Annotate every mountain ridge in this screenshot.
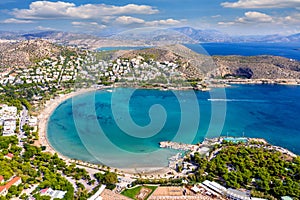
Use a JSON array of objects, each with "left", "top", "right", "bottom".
[{"left": 1, "top": 27, "right": 300, "bottom": 48}]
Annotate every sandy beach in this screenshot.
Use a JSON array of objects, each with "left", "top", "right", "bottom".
[{"left": 37, "top": 87, "right": 97, "bottom": 159}]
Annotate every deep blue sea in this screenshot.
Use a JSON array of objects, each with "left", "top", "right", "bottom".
[
  {"left": 185, "top": 43, "right": 300, "bottom": 60},
  {"left": 47, "top": 85, "right": 300, "bottom": 169}
]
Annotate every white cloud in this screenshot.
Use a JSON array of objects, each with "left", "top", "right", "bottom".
[
  {"left": 219, "top": 11, "right": 273, "bottom": 25},
  {"left": 237, "top": 11, "right": 273, "bottom": 23},
  {"left": 283, "top": 13, "right": 300, "bottom": 23},
  {"left": 145, "top": 18, "right": 182, "bottom": 26},
  {"left": 35, "top": 26, "right": 56, "bottom": 31},
  {"left": 115, "top": 16, "right": 181, "bottom": 26},
  {"left": 13, "top": 1, "right": 75, "bottom": 19},
  {"left": 72, "top": 21, "right": 106, "bottom": 30},
  {"left": 116, "top": 16, "right": 145, "bottom": 24},
  {"left": 218, "top": 21, "right": 235, "bottom": 26},
  {"left": 218, "top": 11, "right": 300, "bottom": 27},
  {"left": 1, "top": 18, "right": 33, "bottom": 24},
  {"left": 221, "top": 0, "right": 300, "bottom": 8},
  {"left": 12, "top": 1, "right": 159, "bottom": 19}
]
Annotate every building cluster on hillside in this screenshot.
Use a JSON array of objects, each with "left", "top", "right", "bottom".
[
  {"left": 0, "top": 54, "right": 83, "bottom": 98},
  {"left": 0, "top": 104, "right": 17, "bottom": 136},
  {"left": 18, "top": 55, "right": 81, "bottom": 85},
  {"left": 82, "top": 54, "right": 183, "bottom": 84},
  {"left": 0, "top": 51, "right": 186, "bottom": 104}
]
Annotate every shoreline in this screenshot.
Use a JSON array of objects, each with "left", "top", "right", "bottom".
[
  {"left": 37, "top": 86, "right": 172, "bottom": 176},
  {"left": 209, "top": 78, "right": 300, "bottom": 86},
  {"left": 37, "top": 87, "right": 97, "bottom": 161},
  {"left": 37, "top": 83, "right": 299, "bottom": 176}
]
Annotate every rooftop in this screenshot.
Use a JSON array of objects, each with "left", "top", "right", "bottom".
[
  {"left": 0, "top": 176, "right": 21, "bottom": 195},
  {"left": 227, "top": 188, "right": 250, "bottom": 200},
  {"left": 281, "top": 196, "right": 294, "bottom": 200}
]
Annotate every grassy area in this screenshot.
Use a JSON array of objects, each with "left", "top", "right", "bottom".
[{"left": 121, "top": 185, "right": 157, "bottom": 200}]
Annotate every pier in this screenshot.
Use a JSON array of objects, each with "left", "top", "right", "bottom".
[{"left": 159, "top": 141, "right": 199, "bottom": 151}]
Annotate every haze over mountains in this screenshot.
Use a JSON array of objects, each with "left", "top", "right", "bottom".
[{"left": 1, "top": 27, "right": 300, "bottom": 49}]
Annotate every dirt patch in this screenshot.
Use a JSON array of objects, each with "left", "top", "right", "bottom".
[{"left": 136, "top": 187, "right": 152, "bottom": 200}]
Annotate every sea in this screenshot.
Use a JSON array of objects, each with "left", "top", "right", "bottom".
[
  {"left": 185, "top": 43, "right": 300, "bottom": 60},
  {"left": 47, "top": 43, "right": 300, "bottom": 169}
]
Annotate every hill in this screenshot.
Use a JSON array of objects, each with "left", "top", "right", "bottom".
[
  {"left": 119, "top": 44, "right": 300, "bottom": 80},
  {"left": 0, "top": 40, "right": 63, "bottom": 70},
  {"left": 212, "top": 55, "right": 300, "bottom": 79},
  {"left": 119, "top": 44, "right": 217, "bottom": 79},
  {"left": 172, "top": 27, "right": 232, "bottom": 42}
]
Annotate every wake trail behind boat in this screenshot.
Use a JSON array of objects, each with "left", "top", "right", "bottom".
[{"left": 208, "top": 99, "right": 268, "bottom": 103}]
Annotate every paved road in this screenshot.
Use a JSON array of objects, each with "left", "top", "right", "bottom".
[{"left": 18, "top": 105, "right": 28, "bottom": 148}]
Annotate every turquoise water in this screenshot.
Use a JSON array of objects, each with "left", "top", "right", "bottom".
[{"left": 47, "top": 85, "right": 300, "bottom": 169}]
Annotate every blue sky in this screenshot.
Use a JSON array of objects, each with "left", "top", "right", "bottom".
[{"left": 0, "top": 0, "right": 300, "bottom": 35}]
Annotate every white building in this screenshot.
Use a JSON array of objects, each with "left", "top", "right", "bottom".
[
  {"left": 28, "top": 117, "right": 38, "bottom": 127},
  {"left": 3, "top": 120, "right": 16, "bottom": 136},
  {"left": 40, "top": 188, "right": 67, "bottom": 199}
]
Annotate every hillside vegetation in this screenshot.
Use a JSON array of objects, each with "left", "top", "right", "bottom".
[
  {"left": 1, "top": 40, "right": 300, "bottom": 81},
  {"left": 0, "top": 40, "right": 75, "bottom": 70},
  {"left": 119, "top": 44, "right": 300, "bottom": 80}
]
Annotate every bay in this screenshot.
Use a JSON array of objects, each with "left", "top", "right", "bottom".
[{"left": 47, "top": 85, "right": 300, "bottom": 169}]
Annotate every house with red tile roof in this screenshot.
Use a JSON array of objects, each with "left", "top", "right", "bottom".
[
  {"left": 4, "top": 153, "right": 14, "bottom": 159},
  {"left": 0, "top": 176, "right": 22, "bottom": 196}
]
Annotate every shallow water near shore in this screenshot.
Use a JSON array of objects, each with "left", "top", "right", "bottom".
[{"left": 47, "top": 84, "right": 300, "bottom": 169}]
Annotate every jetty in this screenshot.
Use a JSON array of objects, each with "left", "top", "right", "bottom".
[{"left": 159, "top": 141, "right": 199, "bottom": 151}]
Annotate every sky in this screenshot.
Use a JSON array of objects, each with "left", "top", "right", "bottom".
[{"left": 0, "top": 0, "right": 300, "bottom": 35}]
